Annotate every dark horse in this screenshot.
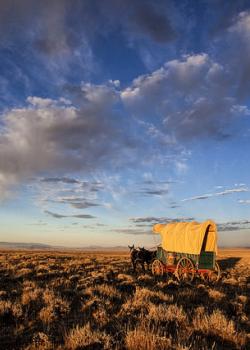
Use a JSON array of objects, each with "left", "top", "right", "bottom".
[
  {"left": 138, "top": 247, "right": 156, "bottom": 271},
  {"left": 128, "top": 245, "right": 156, "bottom": 272},
  {"left": 128, "top": 244, "right": 139, "bottom": 271}
]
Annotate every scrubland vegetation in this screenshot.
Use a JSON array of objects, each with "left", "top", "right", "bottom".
[{"left": 0, "top": 249, "right": 249, "bottom": 349}]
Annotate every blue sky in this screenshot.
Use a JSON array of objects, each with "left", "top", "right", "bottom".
[{"left": 1, "top": 0, "right": 250, "bottom": 247}]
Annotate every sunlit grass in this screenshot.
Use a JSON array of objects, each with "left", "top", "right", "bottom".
[{"left": 0, "top": 250, "right": 249, "bottom": 349}]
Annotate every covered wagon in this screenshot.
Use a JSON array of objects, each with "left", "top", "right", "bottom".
[{"left": 152, "top": 220, "right": 220, "bottom": 282}]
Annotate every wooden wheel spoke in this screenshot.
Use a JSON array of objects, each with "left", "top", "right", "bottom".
[
  {"left": 152, "top": 259, "right": 164, "bottom": 276},
  {"left": 176, "top": 257, "right": 195, "bottom": 282}
]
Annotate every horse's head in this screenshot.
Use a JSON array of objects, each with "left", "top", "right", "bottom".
[{"left": 128, "top": 244, "right": 135, "bottom": 251}]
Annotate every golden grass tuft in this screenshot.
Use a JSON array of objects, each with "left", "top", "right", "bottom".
[
  {"left": 125, "top": 327, "right": 171, "bottom": 350},
  {"left": 148, "top": 303, "right": 187, "bottom": 324},
  {"left": 193, "top": 308, "right": 245, "bottom": 347},
  {"left": 0, "top": 300, "right": 12, "bottom": 316},
  {"left": 65, "top": 323, "right": 111, "bottom": 349},
  {"left": 39, "top": 296, "right": 70, "bottom": 324},
  {"left": 207, "top": 288, "right": 225, "bottom": 301}
]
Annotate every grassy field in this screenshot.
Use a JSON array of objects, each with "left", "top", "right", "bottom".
[{"left": 0, "top": 249, "right": 249, "bottom": 349}]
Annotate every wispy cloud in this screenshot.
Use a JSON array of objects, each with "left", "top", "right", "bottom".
[
  {"left": 112, "top": 228, "right": 151, "bottom": 235},
  {"left": 33, "top": 177, "right": 103, "bottom": 216},
  {"left": 238, "top": 199, "right": 250, "bottom": 204},
  {"left": 136, "top": 179, "right": 170, "bottom": 197},
  {"left": 142, "top": 179, "right": 176, "bottom": 185},
  {"left": 27, "top": 221, "right": 48, "bottom": 226},
  {"left": 40, "top": 177, "right": 80, "bottom": 184},
  {"left": 69, "top": 201, "right": 99, "bottom": 209},
  {"left": 44, "top": 210, "right": 95, "bottom": 219},
  {"left": 218, "top": 220, "right": 250, "bottom": 231},
  {"left": 138, "top": 189, "right": 169, "bottom": 196},
  {"left": 73, "top": 214, "right": 95, "bottom": 219},
  {"left": 44, "top": 211, "right": 66, "bottom": 219},
  {"left": 169, "top": 202, "right": 180, "bottom": 209},
  {"left": 40, "top": 177, "right": 104, "bottom": 192},
  {"left": 182, "top": 188, "right": 248, "bottom": 202},
  {"left": 51, "top": 196, "right": 100, "bottom": 209},
  {"left": 130, "top": 216, "right": 194, "bottom": 224}
]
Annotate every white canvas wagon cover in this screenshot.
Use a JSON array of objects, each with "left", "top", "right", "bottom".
[{"left": 153, "top": 220, "right": 218, "bottom": 255}]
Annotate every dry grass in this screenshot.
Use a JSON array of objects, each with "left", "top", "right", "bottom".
[{"left": 0, "top": 249, "right": 249, "bottom": 349}]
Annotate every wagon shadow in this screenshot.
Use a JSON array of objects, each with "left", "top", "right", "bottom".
[{"left": 218, "top": 257, "right": 241, "bottom": 269}]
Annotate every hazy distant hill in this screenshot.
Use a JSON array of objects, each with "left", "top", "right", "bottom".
[
  {"left": 0, "top": 242, "right": 129, "bottom": 251},
  {"left": 0, "top": 242, "right": 53, "bottom": 250},
  {"left": 79, "top": 245, "right": 129, "bottom": 251}
]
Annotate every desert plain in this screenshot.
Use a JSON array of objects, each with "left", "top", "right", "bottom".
[{"left": 0, "top": 248, "right": 249, "bottom": 350}]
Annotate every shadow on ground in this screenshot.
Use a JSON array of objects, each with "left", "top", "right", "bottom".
[{"left": 218, "top": 257, "right": 241, "bottom": 269}]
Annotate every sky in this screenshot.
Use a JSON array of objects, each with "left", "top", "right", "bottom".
[{"left": 0, "top": 0, "right": 250, "bottom": 248}]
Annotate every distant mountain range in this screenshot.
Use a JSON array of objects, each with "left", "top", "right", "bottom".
[
  {"left": 0, "top": 242, "right": 53, "bottom": 250},
  {"left": 0, "top": 242, "right": 129, "bottom": 251}
]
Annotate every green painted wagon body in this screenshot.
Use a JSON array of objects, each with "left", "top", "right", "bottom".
[{"left": 156, "top": 247, "right": 216, "bottom": 270}]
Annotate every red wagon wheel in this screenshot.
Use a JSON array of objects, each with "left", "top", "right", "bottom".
[
  {"left": 151, "top": 259, "right": 164, "bottom": 276},
  {"left": 208, "top": 262, "right": 221, "bottom": 283},
  {"left": 175, "top": 257, "right": 195, "bottom": 282}
]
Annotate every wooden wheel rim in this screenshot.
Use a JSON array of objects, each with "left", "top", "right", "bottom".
[
  {"left": 176, "top": 257, "right": 195, "bottom": 282},
  {"left": 152, "top": 259, "right": 164, "bottom": 276}
]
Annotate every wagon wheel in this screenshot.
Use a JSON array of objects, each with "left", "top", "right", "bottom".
[
  {"left": 208, "top": 262, "right": 221, "bottom": 283},
  {"left": 200, "top": 271, "right": 210, "bottom": 282},
  {"left": 151, "top": 259, "right": 164, "bottom": 276},
  {"left": 175, "top": 257, "right": 195, "bottom": 282}
]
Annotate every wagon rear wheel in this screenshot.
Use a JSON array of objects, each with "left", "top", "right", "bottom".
[
  {"left": 175, "top": 257, "right": 195, "bottom": 282},
  {"left": 209, "top": 262, "right": 221, "bottom": 283},
  {"left": 151, "top": 259, "right": 164, "bottom": 276}
]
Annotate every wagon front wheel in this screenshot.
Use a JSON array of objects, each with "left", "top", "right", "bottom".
[
  {"left": 209, "top": 262, "right": 221, "bottom": 283},
  {"left": 151, "top": 259, "right": 164, "bottom": 276},
  {"left": 175, "top": 257, "right": 195, "bottom": 282}
]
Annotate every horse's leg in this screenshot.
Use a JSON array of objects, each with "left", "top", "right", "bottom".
[
  {"left": 132, "top": 258, "right": 136, "bottom": 271},
  {"left": 141, "top": 260, "right": 145, "bottom": 272}
]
